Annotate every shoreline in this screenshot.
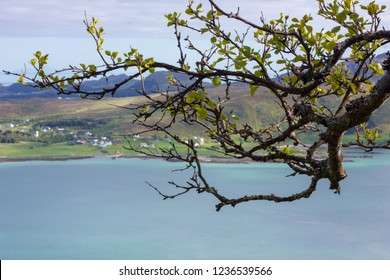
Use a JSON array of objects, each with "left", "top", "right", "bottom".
[
  {"left": 0, "top": 150, "right": 379, "bottom": 164},
  {"left": 0, "top": 154, "right": 252, "bottom": 164},
  {"left": 0, "top": 155, "right": 96, "bottom": 163}
]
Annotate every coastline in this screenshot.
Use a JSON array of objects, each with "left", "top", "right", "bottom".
[
  {"left": 0, "top": 153, "right": 255, "bottom": 164},
  {"left": 0, "top": 150, "right": 377, "bottom": 164},
  {"left": 0, "top": 155, "right": 96, "bottom": 163}
]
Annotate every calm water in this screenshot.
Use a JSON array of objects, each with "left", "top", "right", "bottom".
[{"left": 0, "top": 150, "right": 389, "bottom": 260}]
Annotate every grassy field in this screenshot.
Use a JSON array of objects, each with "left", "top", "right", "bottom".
[
  {"left": 0, "top": 135, "right": 387, "bottom": 160},
  {"left": 0, "top": 140, "right": 229, "bottom": 159},
  {"left": 1, "top": 85, "right": 389, "bottom": 160},
  {"left": 0, "top": 142, "right": 101, "bottom": 158}
]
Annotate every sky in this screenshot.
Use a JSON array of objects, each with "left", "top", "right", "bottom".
[{"left": 1, "top": 0, "right": 389, "bottom": 84}]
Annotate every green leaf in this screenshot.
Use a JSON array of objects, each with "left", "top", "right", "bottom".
[
  {"left": 17, "top": 76, "right": 26, "bottom": 85},
  {"left": 280, "top": 146, "right": 293, "bottom": 155},
  {"left": 331, "top": 3, "right": 340, "bottom": 14},
  {"left": 231, "top": 114, "right": 239, "bottom": 121},
  {"left": 212, "top": 77, "right": 221, "bottom": 86},
  {"left": 336, "top": 11, "right": 347, "bottom": 22},
  {"left": 34, "top": 51, "right": 42, "bottom": 59},
  {"left": 185, "top": 8, "right": 193, "bottom": 15},
  {"left": 241, "top": 46, "right": 252, "bottom": 58},
  {"left": 324, "top": 33, "right": 333, "bottom": 41},
  {"left": 324, "top": 41, "right": 336, "bottom": 52},
  {"left": 89, "top": 64, "right": 97, "bottom": 72},
  {"left": 366, "top": 2, "right": 379, "bottom": 14},
  {"left": 208, "top": 129, "right": 217, "bottom": 136},
  {"left": 197, "top": 107, "right": 208, "bottom": 119},
  {"left": 292, "top": 55, "right": 305, "bottom": 63},
  {"left": 97, "top": 38, "right": 104, "bottom": 50},
  {"left": 369, "top": 63, "right": 384, "bottom": 76},
  {"left": 40, "top": 54, "right": 49, "bottom": 65},
  {"left": 254, "top": 70, "right": 263, "bottom": 78},
  {"left": 200, "top": 28, "right": 209, "bottom": 34},
  {"left": 198, "top": 90, "right": 206, "bottom": 102},
  {"left": 331, "top": 26, "right": 341, "bottom": 33},
  {"left": 207, "top": 100, "right": 217, "bottom": 110},
  {"left": 166, "top": 75, "right": 174, "bottom": 83},
  {"left": 234, "top": 59, "right": 247, "bottom": 70},
  {"left": 249, "top": 84, "right": 259, "bottom": 96},
  {"left": 186, "top": 91, "right": 203, "bottom": 103},
  {"left": 207, "top": 10, "right": 215, "bottom": 20},
  {"left": 211, "top": 57, "right": 225, "bottom": 68},
  {"left": 290, "top": 75, "right": 298, "bottom": 84},
  {"left": 349, "top": 82, "right": 357, "bottom": 94}
]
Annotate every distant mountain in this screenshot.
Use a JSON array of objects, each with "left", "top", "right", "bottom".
[
  {"left": 0, "top": 71, "right": 208, "bottom": 99},
  {"left": 111, "top": 71, "right": 203, "bottom": 97},
  {"left": 1, "top": 52, "right": 388, "bottom": 99},
  {"left": 0, "top": 82, "right": 52, "bottom": 99},
  {"left": 345, "top": 52, "right": 388, "bottom": 80}
]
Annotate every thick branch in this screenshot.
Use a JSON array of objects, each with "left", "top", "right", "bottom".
[{"left": 214, "top": 176, "right": 321, "bottom": 211}]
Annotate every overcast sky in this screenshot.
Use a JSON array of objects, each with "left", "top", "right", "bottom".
[{"left": 1, "top": 0, "right": 389, "bottom": 83}]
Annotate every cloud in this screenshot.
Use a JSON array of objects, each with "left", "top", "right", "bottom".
[
  {"left": 0, "top": 0, "right": 181, "bottom": 37},
  {"left": 1, "top": 0, "right": 389, "bottom": 83},
  {"left": 1, "top": 0, "right": 389, "bottom": 38}
]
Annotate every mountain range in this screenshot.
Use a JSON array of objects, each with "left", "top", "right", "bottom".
[
  {"left": 0, "top": 71, "right": 203, "bottom": 99},
  {"left": 1, "top": 52, "right": 388, "bottom": 99}
]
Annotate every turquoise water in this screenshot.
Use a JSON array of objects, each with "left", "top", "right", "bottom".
[{"left": 0, "top": 150, "right": 389, "bottom": 260}]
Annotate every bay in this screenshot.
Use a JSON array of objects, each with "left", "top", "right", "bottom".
[{"left": 0, "top": 150, "right": 389, "bottom": 260}]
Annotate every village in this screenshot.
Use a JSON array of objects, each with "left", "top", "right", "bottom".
[
  {"left": 0, "top": 120, "right": 114, "bottom": 147},
  {"left": 0, "top": 120, "right": 208, "bottom": 152}
]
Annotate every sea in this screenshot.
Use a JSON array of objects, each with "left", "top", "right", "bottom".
[{"left": 0, "top": 149, "right": 389, "bottom": 260}]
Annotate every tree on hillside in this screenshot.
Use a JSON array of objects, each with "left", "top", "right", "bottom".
[{"left": 5, "top": 0, "right": 390, "bottom": 211}]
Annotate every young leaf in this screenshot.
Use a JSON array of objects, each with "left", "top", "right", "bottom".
[
  {"left": 212, "top": 77, "right": 221, "bottom": 86},
  {"left": 369, "top": 63, "right": 384, "bottom": 76},
  {"left": 197, "top": 107, "right": 208, "bottom": 119},
  {"left": 17, "top": 76, "right": 26, "bottom": 85},
  {"left": 280, "top": 146, "right": 293, "bottom": 155},
  {"left": 249, "top": 84, "right": 259, "bottom": 96},
  {"left": 89, "top": 64, "right": 97, "bottom": 72}
]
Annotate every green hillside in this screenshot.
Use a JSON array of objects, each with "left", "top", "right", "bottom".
[
  {"left": 0, "top": 85, "right": 389, "bottom": 159},
  {"left": 1, "top": 85, "right": 389, "bottom": 135}
]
